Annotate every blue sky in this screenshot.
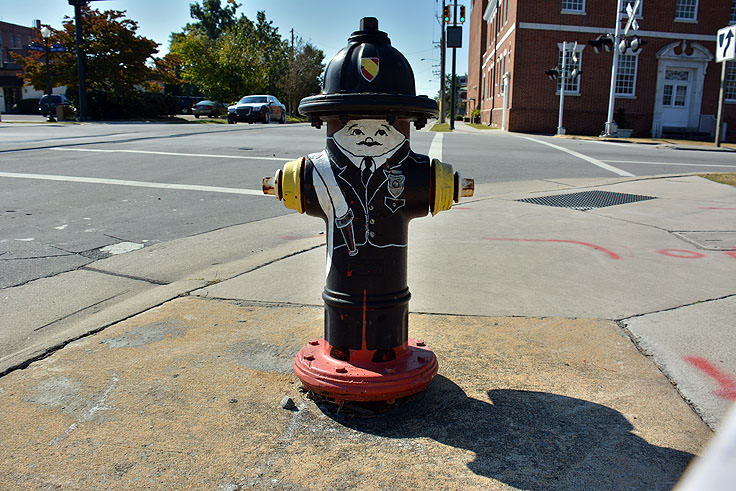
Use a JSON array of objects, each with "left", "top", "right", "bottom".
[{"left": 1, "top": 0, "right": 470, "bottom": 98}]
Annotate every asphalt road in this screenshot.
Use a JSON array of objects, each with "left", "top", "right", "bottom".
[{"left": 1, "top": 120, "right": 735, "bottom": 289}]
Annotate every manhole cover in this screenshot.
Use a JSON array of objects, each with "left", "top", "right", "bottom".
[
  {"left": 672, "top": 231, "right": 736, "bottom": 251},
  {"left": 517, "top": 190, "right": 656, "bottom": 210}
]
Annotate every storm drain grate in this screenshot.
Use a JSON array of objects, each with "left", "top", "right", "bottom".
[{"left": 517, "top": 190, "right": 656, "bottom": 211}]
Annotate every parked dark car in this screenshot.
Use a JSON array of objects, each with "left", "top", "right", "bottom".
[
  {"left": 228, "top": 95, "right": 286, "bottom": 124},
  {"left": 177, "top": 96, "right": 205, "bottom": 114},
  {"left": 39, "top": 94, "right": 72, "bottom": 116},
  {"left": 192, "top": 100, "right": 227, "bottom": 118}
]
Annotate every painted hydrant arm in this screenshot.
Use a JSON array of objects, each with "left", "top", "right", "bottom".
[
  {"left": 429, "top": 158, "right": 475, "bottom": 216},
  {"left": 264, "top": 156, "right": 474, "bottom": 216}
]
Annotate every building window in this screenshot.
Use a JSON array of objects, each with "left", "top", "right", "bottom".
[
  {"left": 557, "top": 46, "right": 582, "bottom": 94},
  {"left": 624, "top": 0, "right": 643, "bottom": 17},
  {"left": 675, "top": 0, "right": 698, "bottom": 21},
  {"left": 562, "top": 0, "right": 585, "bottom": 13},
  {"left": 726, "top": 61, "right": 736, "bottom": 101},
  {"left": 731, "top": 0, "right": 736, "bottom": 23},
  {"left": 498, "top": 55, "right": 506, "bottom": 92},
  {"left": 615, "top": 54, "right": 638, "bottom": 96}
]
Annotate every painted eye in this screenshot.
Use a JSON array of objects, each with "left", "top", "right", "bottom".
[
  {"left": 375, "top": 129, "right": 387, "bottom": 137},
  {"left": 350, "top": 129, "right": 364, "bottom": 136}
]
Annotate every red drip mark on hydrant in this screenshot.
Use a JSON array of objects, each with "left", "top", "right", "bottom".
[
  {"left": 484, "top": 238, "right": 621, "bottom": 260},
  {"left": 684, "top": 356, "right": 736, "bottom": 400},
  {"left": 361, "top": 289, "right": 367, "bottom": 351}
]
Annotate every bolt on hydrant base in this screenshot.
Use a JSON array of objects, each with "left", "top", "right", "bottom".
[{"left": 263, "top": 17, "right": 473, "bottom": 403}]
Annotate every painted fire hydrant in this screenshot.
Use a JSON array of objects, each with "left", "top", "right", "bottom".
[{"left": 263, "top": 17, "right": 473, "bottom": 403}]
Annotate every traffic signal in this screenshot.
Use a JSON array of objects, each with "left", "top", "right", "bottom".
[
  {"left": 588, "top": 35, "right": 614, "bottom": 54},
  {"left": 443, "top": 5, "right": 451, "bottom": 23},
  {"left": 545, "top": 68, "right": 560, "bottom": 80},
  {"left": 618, "top": 36, "right": 647, "bottom": 54},
  {"left": 460, "top": 5, "right": 466, "bottom": 23},
  {"left": 569, "top": 67, "right": 582, "bottom": 80},
  {"left": 629, "top": 36, "right": 647, "bottom": 53}
]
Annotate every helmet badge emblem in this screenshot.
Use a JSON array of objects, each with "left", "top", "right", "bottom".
[{"left": 360, "top": 57, "right": 380, "bottom": 82}]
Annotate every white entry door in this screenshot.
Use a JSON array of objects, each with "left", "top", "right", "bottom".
[{"left": 661, "top": 69, "right": 692, "bottom": 128}]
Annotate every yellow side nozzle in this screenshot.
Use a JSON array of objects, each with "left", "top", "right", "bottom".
[
  {"left": 281, "top": 157, "right": 305, "bottom": 213},
  {"left": 431, "top": 158, "right": 454, "bottom": 216}
]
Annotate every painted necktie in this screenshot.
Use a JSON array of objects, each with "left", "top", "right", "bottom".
[{"left": 361, "top": 157, "right": 374, "bottom": 187}]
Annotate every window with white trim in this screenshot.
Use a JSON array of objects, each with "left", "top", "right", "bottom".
[
  {"left": 557, "top": 46, "right": 582, "bottom": 94},
  {"left": 675, "top": 0, "right": 698, "bottom": 21},
  {"left": 726, "top": 61, "right": 736, "bottom": 101},
  {"left": 562, "top": 0, "right": 585, "bottom": 13},
  {"left": 615, "top": 54, "right": 638, "bottom": 96},
  {"left": 624, "top": 0, "right": 643, "bottom": 17}
]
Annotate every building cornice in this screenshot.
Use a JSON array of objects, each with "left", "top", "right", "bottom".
[{"left": 518, "top": 22, "right": 716, "bottom": 42}]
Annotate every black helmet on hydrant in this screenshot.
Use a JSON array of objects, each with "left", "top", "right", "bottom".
[{"left": 298, "top": 17, "right": 438, "bottom": 129}]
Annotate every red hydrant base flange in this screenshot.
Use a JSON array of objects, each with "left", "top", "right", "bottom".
[{"left": 294, "top": 338, "right": 438, "bottom": 403}]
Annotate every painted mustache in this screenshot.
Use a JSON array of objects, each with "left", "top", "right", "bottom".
[{"left": 357, "top": 140, "right": 382, "bottom": 146}]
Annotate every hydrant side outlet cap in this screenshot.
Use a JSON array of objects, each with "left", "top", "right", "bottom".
[{"left": 299, "top": 17, "right": 438, "bottom": 121}]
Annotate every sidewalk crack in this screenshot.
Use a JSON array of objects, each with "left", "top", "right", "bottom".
[{"left": 617, "top": 293, "right": 736, "bottom": 322}]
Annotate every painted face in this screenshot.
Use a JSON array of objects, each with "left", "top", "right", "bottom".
[{"left": 332, "top": 119, "right": 406, "bottom": 158}]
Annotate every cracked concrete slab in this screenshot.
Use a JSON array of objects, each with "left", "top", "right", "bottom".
[
  {"left": 623, "top": 296, "right": 736, "bottom": 429},
  {"left": 0, "top": 297, "right": 711, "bottom": 489}
]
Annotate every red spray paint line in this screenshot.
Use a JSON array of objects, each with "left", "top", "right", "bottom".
[
  {"left": 484, "top": 238, "right": 621, "bottom": 260},
  {"left": 683, "top": 356, "right": 736, "bottom": 400}
]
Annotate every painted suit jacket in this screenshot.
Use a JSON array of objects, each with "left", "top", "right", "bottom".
[{"left": 303, "top": 139, "right": 431, "bottom": 296}]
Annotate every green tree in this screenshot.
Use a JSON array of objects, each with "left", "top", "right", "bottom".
[
  {"left": 188, "top": 0, "right": 240, "bottom": 40},
  {"left": 15, "top": 9, "right": 155, "bottom": 98},
  {"left": 438, "top": 73, "right": 467, "bottom": 119},
  {"left": 280, "top": 37, "right": 325, "bottom": 115},
  {"left": 13, "top": 6, "right": 163, "bottom": 117},
  {"left": 171, "top": 8, "right": 291, "bottom": 103}
]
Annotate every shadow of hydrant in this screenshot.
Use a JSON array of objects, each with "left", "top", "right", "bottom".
[{"left": 323, "top": 376, "right": 694, "bottom": 490}]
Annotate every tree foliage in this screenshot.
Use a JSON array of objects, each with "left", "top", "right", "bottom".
[
  {"left": 188, "top": 0, "right": 240, "bottom": 40},
  {"left": 280, "top": 37, "right": 325, "bottom": 115},
  {"left": 13, "top": 7, "right": 161, "bottom": 109},
  {"left": 170, "top": 1, "right": 324, "bottom": 110}
]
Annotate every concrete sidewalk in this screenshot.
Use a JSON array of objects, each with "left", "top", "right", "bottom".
[{"left": 1, "top": 174, "right": 735, "bottom": 489}]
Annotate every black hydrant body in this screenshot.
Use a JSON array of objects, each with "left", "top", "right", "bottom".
[{"left": 263, "top": 17, "right": 473, "bottom": 403}]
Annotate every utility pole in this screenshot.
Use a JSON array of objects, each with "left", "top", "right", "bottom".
[
  {"left": 440, "top": 0, "right": 446, "bottom": 124},
  {"left": 449, "top": 2, "right": 458, "bottom": 130},
  {"left": 290, "top": 28, "right": 295, "bottom": 116}
]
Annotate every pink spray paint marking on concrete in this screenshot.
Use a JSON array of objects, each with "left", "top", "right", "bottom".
[
  {"left": 484, "top": 238, "right": 622, "bottom": 260},
  {"left": 684, "top": 356, "right": 736, "bottom": 401}
]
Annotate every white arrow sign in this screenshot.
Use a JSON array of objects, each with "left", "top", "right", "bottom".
[{"left": 717, "top": 25, "right": 736, "bottom": 62}]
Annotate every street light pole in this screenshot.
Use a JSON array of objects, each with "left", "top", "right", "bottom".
[
  {"left": 450, "top": 2, "right": 458, "bottom": 130},
  {"left": 40, "top": 26, "right": 56, "bottom": 122},
  {"left": 604, "top": 0, "right": 624, "bottom": 136},
  {"left": 557, "top": 41, "right": 567, "bottom": 135},
  {"left": 440, "top": 0, "right": 446, "bottom": 124},
  {"left": 69, "top": 0, "right": 88, "bottom": 121}
]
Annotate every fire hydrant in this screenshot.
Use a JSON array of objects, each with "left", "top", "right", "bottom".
[{"left": 263, "top": 17, "right": 473, "bottom": 403}]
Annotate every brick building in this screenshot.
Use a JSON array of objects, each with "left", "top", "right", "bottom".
[{"left": 466, "top": 0, "right": 736, "bottom": 140}]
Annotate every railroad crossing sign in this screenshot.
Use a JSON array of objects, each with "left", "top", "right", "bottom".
[
  {"left": 623, "top": 0, "right": 640, "bottom": 36},
  {"left": 716, "top": 25, "right": 736, "bottom": 62}
]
